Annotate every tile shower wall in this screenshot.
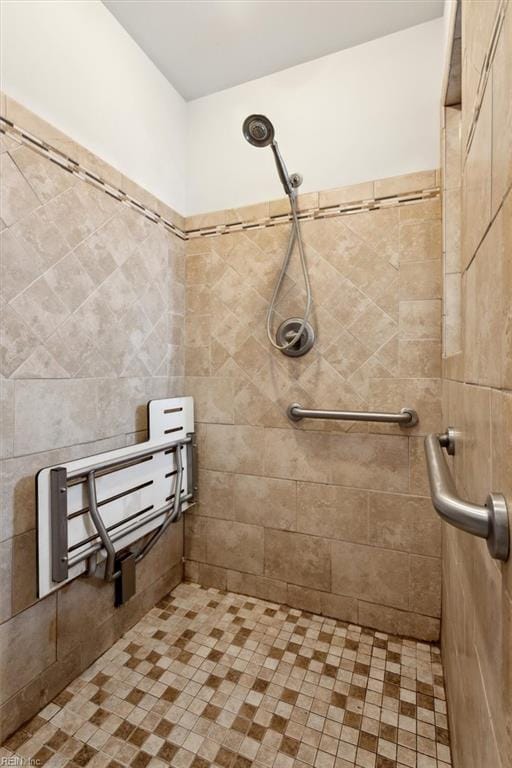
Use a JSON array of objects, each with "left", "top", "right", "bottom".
[
  {"left": 0, "top": 97, "right": 186, "bottom": 740},
  {"left": 442, "top": 107, "right": 462, "bottom": 358},
  {"left": 183, "top": 171, "right": 444, "bottom": 644},
  {"left": 441, "top": 1, "right": 512, "bottom": 767}
]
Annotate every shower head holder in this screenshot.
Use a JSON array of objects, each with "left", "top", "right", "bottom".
[{"left": 276, "top": 318, "right": 315, "bottom": 357}]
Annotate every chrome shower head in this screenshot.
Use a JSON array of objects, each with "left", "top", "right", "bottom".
[
  {"left": 243, "top": 113, "right": 298, "bottom": 197},
  {"left": 243, "top": 114, "right": 275, "bottom": 147}
]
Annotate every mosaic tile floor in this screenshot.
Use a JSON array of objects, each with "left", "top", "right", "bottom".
[{"left": 2, "top": 583, "right": 452, "bottom": 768}]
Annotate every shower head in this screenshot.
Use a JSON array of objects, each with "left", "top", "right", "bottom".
[
  {"left": 243, "top": 114, "right": 275, "bottom": 147},
  {"left": 242, "top": 113, "right": 300, "bottom": 197}
]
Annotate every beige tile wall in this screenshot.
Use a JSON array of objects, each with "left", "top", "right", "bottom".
[
  {"left": 184, "top": 173, "right": 444, "bottom": 644},
  {"left": 0, "top": 93, "right": 447, "bottom": 743},
  {"left": 442, "top": 107, "right": 462, "bottom": 358},
  {"left": 441, "top": 2, "right": 512, "bottom": 767},
  {"left": 0, "top": 98, "right": 185, "bottom": 740}
]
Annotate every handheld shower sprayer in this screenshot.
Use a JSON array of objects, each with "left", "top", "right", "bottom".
[
  {"left": 242, "top": 114, "right": 314, "bottom": 356},
  {"left": 242, "top": 115, "right": 302, "bottom": 199}
]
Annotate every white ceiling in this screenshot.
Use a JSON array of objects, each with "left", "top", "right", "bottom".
[{"left": 103, "top": 0, "right": 445, "bottom": 101}]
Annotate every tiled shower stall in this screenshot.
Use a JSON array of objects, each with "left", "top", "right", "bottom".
[
  {"left": 184, "top": 177, "right": 443, "bottom": 640},
  {"left": 0, "top": 2, "right": 511, "bottom": 768},
  {"left": 1, "top": 97, "right": 446, "bottom": 762}
]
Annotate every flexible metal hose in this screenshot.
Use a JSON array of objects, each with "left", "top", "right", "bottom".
[{"left": 266, "top": 193, "right": 313, "bottom": 350}]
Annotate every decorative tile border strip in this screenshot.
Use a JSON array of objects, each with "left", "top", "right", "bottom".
[
  {"left": 186, "top": 187, "right": 440, "bottom": 239},
  {"left": 1, "top": 113, "right": 439, "bottom": 243},
  {"left": 0, "top": 115, "right": 188, "bottom": 241}
]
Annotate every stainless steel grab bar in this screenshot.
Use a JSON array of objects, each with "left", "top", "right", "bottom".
[
  {"left": 287, "top": 402, "right": 418, "bottom": 426},
  {"left": 424, "top": 429, "right": 509, "bottom": 561}
]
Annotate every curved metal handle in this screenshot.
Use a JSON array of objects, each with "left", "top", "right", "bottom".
[
  {"left": 287, "top": 402, "right": 418, "bottom": 426},
  {"left": 86, "top": 443, "right": 185, "bottom": 581},
  {"left": 424, "top": 431, "right": 509, "bottom": 561},
  {"left": 135, "top": 443, "right": 184, "bottom": 564},
  {"left": 87, "top": 470, "right": 117, "bottom": 581}
]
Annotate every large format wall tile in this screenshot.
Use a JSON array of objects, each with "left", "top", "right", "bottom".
[
  {"left": 368, "top": 377, "right": 442, "bottom": 435},
  {"left": 491, "top": 5, "right": 512, "bottom": 214},
  {"left": 186, "top": 376, "right": 235, "bottom": 424},
  {"left": 296, "top": 482, "right": 367, "bottom": 542},
  {"left": 461, "top": 0, "right": 500, "bottom": 142},
  {"left": 0, "top": 379, "right": 14, "bottom": 458},
  {"left": 11, "top": 529, "right": 37, "bottom": 614},
  {"left": 328, "top": 432, "right": 409, "bottom": 491},
  {"left": 374, "top": 170, "right": 436, "bottom": 197},
  {"left": 318, "top": 180, "right": 374, "bottom": 207},
  {"left": 263, "top": 428, "right": 410, "bottom": 491},
  {"left": 13, "top": 376, "right": 171, "bottom": 454},
  {"left": 399, "top": 339, "right": 441, "bottom": 378},
  {"left": 0, "top": 152, "right": 39, "bottom": 226},
  {"left": 400, "top": 259, "right": 442, "bottom": 300},
  {"left": 409, "top": 435, "right": 430, "bottom": 496},
  {"left": 0, "top": 540, "right": 12, "bottom": 623},
  {"left": 0, "top": 435, "right": 126, "bottom": 543},
  {"left": 368, "top": 492, "right": 441, "bottom": 557},
  {"left": 462, "top": 84, "right": 492, "bottom": 269},
  {"left": 265, "top": 529, "right": 331, "bottom": 590},
  {"left": 9, "top": 144, "right": 76, "bottom": 203},
  {"left": 502, "top": 190, "right": 512, "bottom": 391},
  {"left": 226, "top": 569, "right": 288, "bottom": 604},
  {"left": 463, "top": 201, "right": 506, "bottom": 387},
  {"left": 331, "top": 541, "right": 410, "bottom": 610},
  {"left": 0, "top": 595, "right": 56, "bottom": 705},
  {"left": 234, "top": 474, "right": 296, "bottom": 530},
  {"left": 203, "top": 424, "right": 265, "bottom": 475},
  {"left": 206, "top": 518, "right": 264, "bottom": 575},
  {"left": 358, "top": 600, "right": 439, "bottom": 641},
  {"left": 409, "top": 554, "right": 441, "bottom": 617},
  {"left": 399, "top": 218, "right": 442, "bottom": 262},
  {"left": 399, "top": 299, "right": 441, "bottom": 340},
  {"left": 196, "top": 468, "right": 235, "bottom": 520}
]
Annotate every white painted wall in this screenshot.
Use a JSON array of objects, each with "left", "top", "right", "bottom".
[
  {"left": 1, "top": 3, "right": 444, "bottom": 216},
  {"left": 186, "top": 18, "right": 445, "bottom": 214},
  {"left": 0, "top": 0, "right": 187, "bottom": 213}
]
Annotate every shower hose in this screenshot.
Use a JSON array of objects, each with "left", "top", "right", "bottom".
[{"left": 266, "top": 193, "right": 313, "bottom": 351}]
